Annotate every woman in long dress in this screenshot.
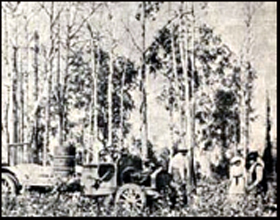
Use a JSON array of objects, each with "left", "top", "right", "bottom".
[{"left": 228, "top": 155, "right": 246, "bottom": 204}]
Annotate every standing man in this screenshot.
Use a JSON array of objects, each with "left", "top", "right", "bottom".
[
  {"left": 75, "top": 148, "right": 83, "bottom": 174},
  {"left": 246, "top": 151, "right": 267, "bottom": 197},
  {"left": 168, "top": 143, "right": 190, "bottom": 208}
]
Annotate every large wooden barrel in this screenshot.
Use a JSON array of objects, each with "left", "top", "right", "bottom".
[
  {"left": 53, "top": 155, "right": 75, "bottom": 177},
  {"left": 53, "top": 144, "right": 76, "bottom": 177}
]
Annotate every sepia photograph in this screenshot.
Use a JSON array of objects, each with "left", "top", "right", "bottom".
[{"left": 1, "top": 1, "right": 277, "bottom": 217}]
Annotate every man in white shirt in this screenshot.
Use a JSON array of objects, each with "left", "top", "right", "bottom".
[{"left": 168, "top": 144, "right": 190, "bottom": 207}]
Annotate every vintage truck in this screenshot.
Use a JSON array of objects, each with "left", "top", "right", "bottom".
[
  {"left": 2, "top": 143, "right": 56, "bottom": 195},
  {"left": 2, "top": 142, "right": 171, "bottom": 216}
]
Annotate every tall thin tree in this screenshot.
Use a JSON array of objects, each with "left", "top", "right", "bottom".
[
  {"left": 3, "top": 6, "right": 11, "bottom": 146},
  {"left": 140, "top": 1, "right": 148, "bottom": 160},
  {"left": 32, "top": 30, "right": 40, "bottom": 163},
  {"left": 107, "top": 10, "right": 115, "bottom": 148},
  {"left": 11, "top": 10, "right": 20, "bottom": 165},
  {"left": 240, "top": 2, "right": 262, "bottom": 159}
]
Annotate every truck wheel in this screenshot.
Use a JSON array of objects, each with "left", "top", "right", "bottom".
[
  {"left": 2, "top": 173, "right": 17, "bottom": 209},
  {"left": 2, "top": 173, "right": 16, "bottom": 196},
  {"left": 114, "top": 183, "right": 145, "bottom": 216}
]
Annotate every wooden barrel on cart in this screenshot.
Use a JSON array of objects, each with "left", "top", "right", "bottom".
[{"left": 53, "top": 155, "right": 75, "bottom": 177}]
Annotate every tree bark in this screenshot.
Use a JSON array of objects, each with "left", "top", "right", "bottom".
[
  {"left": 90, "top": 38, "right": 96, "bottom": 162},
  {"left": 179, "top": 2, "right": 191, "bottom": 152},
  {"left": 61, "top": 4, "right": 71, "bottom": 147},
  {"left": 19, "top": 48, "right": 24, "bottom": 164},
  {"left": 120, "top": 60, "right": 127, "bottom": 148},
  {"left": 108, "top": 48, "right": 113, "bottom": 147},
  {"left": 56, "top": 9, "right": 62, "bottom": 156},
  {"left": 240, "top": 2, "right": 260, "bottom": 159},
  {"left": 190, "top": 1, "right": 197, "bottom": 189},
  {"left": 12, "top": 46, "right": 19, "bottom": 165},
  {"left": 94, "top": 41, "right": 100, "bottom": 161},
  {"left": 43, "top": 2, "right": 54, "bottom": 166},
  {"left": 171, "top": 24, "right": 180, "bottom": 148},
  {"left": 24, "top": 19, "right": 31, "bottom": 163},
  {"left": 3, "top": 8, "right": 11, "bottom": 146},
  {"left": 33, "top": 30, "right": 40, "bottom": 163},
  {"left": 141, "top": 1, "right": 148, "bottom": 161}
]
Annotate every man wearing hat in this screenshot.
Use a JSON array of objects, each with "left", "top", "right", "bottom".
[{"left": 168, "top": 143, "right": 190, "bottom": 207}]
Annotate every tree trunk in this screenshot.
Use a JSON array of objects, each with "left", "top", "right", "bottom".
[
  {"left": 89, "top": 38, "right": 96, "bottom": 162},
  {"left": 61, "top": 4, "right": 71, "bottom": 148},
  {"left": 180, "top": 1, "right": 195, "bottom": 192},
  {"left": 10, "top": 11, "right": 20, "bottom": 166},
  {"left": 94, "top": 41, "right": 100, "bottom": 161},
  {"left": 240, "top": 2, "right": 260, "bottom": 159},
  {"left": 178, "top": 2, "right": 191, "bottom": 153},
  {"left": 33, "top": 30, "right": 40, "bottom": 163},
  {"left": 120, "top": 59, "right": 127, "bottom": 148},
  {"left": 189, "top": 1, "right": 197, "bottom": 190},
  {"left": 24, "top": 22, "right": 31, "bottom": 163},
  {"left": 12, "top": 46, "right": 19, "bottom": 165},
  {"left": 166, "top": 2, "right": 174, "bottom": 154},
  {"left": 56, "top": 11, "right": 62, "bottom": 155},
  {"left": 3, "top": 8, "right": 10, "bottom": 146},
  {"left": 42, "top": 50, "right": 49, "bottom": 166},
  {"left": 18, "top": 49, "right": 23, "bottom": 143},
  {"left": 244, "top": 3, "right": 251, "bottom": 154},
  {"left": 141, "top": 1, "right": 148, "bottom": 161},
  {"left": 108, "top": 49, "right": 113, "bottom": 147},
  {"left": 171, "top": 24, "right": 180, "bottom": 148},
  {"left": 19, "top": 48, "right": 25, "bottom": 164},
  {"left": 43, "top": 2, "right": 55, "bottom": 166}
]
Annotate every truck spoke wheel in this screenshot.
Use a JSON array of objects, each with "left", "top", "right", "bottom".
[
  {"left": 115, "top": 183, "right": 145, "bottom": 216},
  {"left": 1, "top": 173, "right": 17, "bottom": 209},
  {"left": 2, "top": 173, "right": 16, "bottom": 196}
]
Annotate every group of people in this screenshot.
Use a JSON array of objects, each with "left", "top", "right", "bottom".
[
  {"left": 161, "top": 144, "right": 267, "bottom": 208},
  {"left": 228, "top": 150, "right": 267, "bottom": 200},
  {"left": 71, "top": 140, "right": 267, "bottom": 208}
]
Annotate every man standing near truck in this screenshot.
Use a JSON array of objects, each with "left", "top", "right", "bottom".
[{"left": 168, "top": 144, "right": 190, "bottom": 208}]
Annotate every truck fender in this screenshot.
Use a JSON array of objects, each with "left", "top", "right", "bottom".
[{"left": 1, "top": 166, "right": 21, "bottom": 193}]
